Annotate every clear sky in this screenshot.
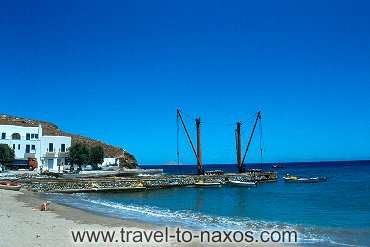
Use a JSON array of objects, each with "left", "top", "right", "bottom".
[{"left": 1, "top": 0, "right": 369, "bottom": 164}]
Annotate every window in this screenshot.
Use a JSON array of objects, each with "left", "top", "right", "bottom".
[
  {"left": 61, "top": 144, "right": 66, "bottom": 153},
  {"left": 35, "top": 134, "right": 39, "bottom": 139},
  {"left": 26, "top": 133, "right": 30, "bottom": 140},
  {"left": 31, "top": 134, "right": 35, "bottom": 139},
  {"left": 18, "top": 144, "right": 20, "bottom": 150},
  {"left": 26, "top": 145, "right": 30, "bottom": 153},
  {"left": 31, "top": 145, "right": 35, "bottom": 151},
  {"left": 1, "top": 133, "right": 5, "bottom": 139},
  {"left": 13, "top": 144, "right": 15, "bottom": 150},
  {"left": 11, "top": 133, "right": 21, "bottom": 140},
  {"left": 48, "top": 143, "right": 54, "bottom": 152}
]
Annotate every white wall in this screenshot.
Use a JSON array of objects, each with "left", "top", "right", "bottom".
[
  {"left": 40, "top": 136, "right": 71, "bottom": 154},
  {"left": 102, "top": 158, "right": 118, "bottom": 166},
  {"left": 0, "top": 124, "right": 72, "bottom": 172},
  {"left": 0, "top": 124, "right": 42, "bottom": 162},
  {"left": 40, "top": 136, "right": 71, "bottom": 172}
]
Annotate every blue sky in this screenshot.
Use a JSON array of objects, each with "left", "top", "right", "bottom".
[{"left": 1, "top": 0, "right": 369, "bottom": 164}]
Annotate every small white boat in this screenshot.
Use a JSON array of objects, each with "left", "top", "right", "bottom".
[
  {"left": 298, "top": 177, "right": 324, "bottom": 183},
  {"left": 283, "top": 175, "right": 299, "bottom": 182},
  {"left": 194, "top": 181, "right": 221, "bottom": 187},
  {"left": 228, "top": 180, "right": 257, "bottom": 187},
  {"left": 272, "top": 164, "right": 284, "bottom": 169},
  {"left": 297, "top": 178, "right": 311, "bottom": 182},
  {"left": 284, "top": 174, "right": 327, "bottom": 183}
]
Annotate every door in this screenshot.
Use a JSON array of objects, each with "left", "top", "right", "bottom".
[{"left": 47, "top": 159, "right": 54, "bottom": 170}]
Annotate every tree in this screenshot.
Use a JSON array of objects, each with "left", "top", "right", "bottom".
[
  {"left": 0, "top": 144, "right": 15, "bottom": 169},
  {"left": 68, "top": 142, "right": 89, "bottom": 171},
  {"left": 89, "top": 145, "right": 104, "bottom": 170}
]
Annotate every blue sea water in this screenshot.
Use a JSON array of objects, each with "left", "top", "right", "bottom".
[{"left": 45, "top": 161, "right": 370, "bottom": 246}]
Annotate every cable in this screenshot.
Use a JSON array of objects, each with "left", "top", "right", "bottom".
[
  {"left": 259, "top": 116, "right": 263, "bottom": 169},
  {"left": 240, "top": 112, "right": 258, "bottom": 125},
  {"left": 180, "top": 109, "right": 257, "bottom": 127},
  {"left": 177, "top": 109, "right": 264, "bottom": 169},
  {"left": 181, "top": 111, "right": 197, "bottom": 121},
  {"left": 176, "top": 112, "right": 180, "bottom": 166},
  {"left": 201, "top": 121, "right": 234, "bottom": 126}
]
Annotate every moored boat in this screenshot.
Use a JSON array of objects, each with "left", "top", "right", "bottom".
[
  {"left": 297, "top": 177, "right": 319, "bottom": 183},
  {"left": 228, "top": 180, "right": 257, "bottom": 187},
  {"left": 0, "top": 181, "right": 21, "bottom": 191},
  {"left": 272, "top": 164, "right": 284, "bottom": 169},
  {"left": 283, "top": 174, "right": 328, "bottom": 183},
  {"left": 194, "top": 180, "right": 221, "bottom": 187},
  {"left": 283, "top": 174, "right": 299, "bottom": 182}
]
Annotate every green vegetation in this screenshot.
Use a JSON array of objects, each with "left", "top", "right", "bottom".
[
  {"left": 68, "top": 142, "right": 105, "bottom": 171},
  {"left": 0, "top": 144, "right": 15, "bottom": 169},
  {"left": 68, "top": 142, "right": 89, "bottom": 171},
  {"left": 89, "top": 145, "right": 104, "bottom": 170}
]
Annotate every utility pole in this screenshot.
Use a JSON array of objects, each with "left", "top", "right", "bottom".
[
  {"left": 236, "top": 122, "right": 242, "bottom": 173},
  {"left": 196, "top": 117, "right": 203, "bottom": 175}
]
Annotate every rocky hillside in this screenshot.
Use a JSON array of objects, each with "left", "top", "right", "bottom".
[{"left": 0, "top": 114, "right": 138, "bottom": 168}]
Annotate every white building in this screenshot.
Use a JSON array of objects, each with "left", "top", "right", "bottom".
[
  {"left": 0, "top": 124, "right": 71, "bottom": 172},
  {"left": 102, "top": 158, "right": 118, "bottom": 166}
]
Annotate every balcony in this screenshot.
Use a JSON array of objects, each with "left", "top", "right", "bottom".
[
  {"left": 58, "top": 151, "right": 68, "bottom": 158},
  {"left": 24, "top": 153, "right": 36, "bottom": 159},
  {"left": 45, "top": 151, "right": 68, "bottom": 158},
  {"left": 45, "top": 151, "right": 56, "bottom": 157}
]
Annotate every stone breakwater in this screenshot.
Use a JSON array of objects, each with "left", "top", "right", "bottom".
[{"left": 24, "top": 171, "right": 277, "bottom": 193}]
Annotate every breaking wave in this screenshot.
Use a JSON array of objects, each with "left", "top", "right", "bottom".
[{"left": 44, "top": 193, "right": 336, "bottom": 245}]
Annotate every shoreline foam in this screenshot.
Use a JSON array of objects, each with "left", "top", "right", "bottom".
[{"left": 41, "top": 191, "right": 369, "bottom": 247}]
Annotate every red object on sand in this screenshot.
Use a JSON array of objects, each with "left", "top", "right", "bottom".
[{"left": 0, "top": 181, "right": 21, "bottom": 191}]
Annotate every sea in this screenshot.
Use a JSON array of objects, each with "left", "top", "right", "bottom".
[{"left": 44, "top": 161, "right": 370, "bottom": 246}]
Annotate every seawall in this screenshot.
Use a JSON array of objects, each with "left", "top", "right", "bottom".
[{"left": 23, "top": 171, "right": 277, "bottom": 193}]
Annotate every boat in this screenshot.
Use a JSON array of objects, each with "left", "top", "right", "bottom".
[
  {"left": 228, "top": 180, "right": 257, "bottom": 187},
  {"left": 0, "top": 181, "right": 21, "bottom": 191},
  {"left": 283, "top": 174, "right": 328, "bottom": 183},
  {"left": 297, "top": 177, "right": 319, "bottom": 183},
  {"left": 305, "top": 177, "right": 328, "bottom": 182},
  {"left": 272, "top": 164, "right": 284, "bottom": 169},
  {"left": 283, "top": 174, "right": 299, "bottom": 182},
  {"left": 194, "top": 180, "right": 221, "bottom": 187}
]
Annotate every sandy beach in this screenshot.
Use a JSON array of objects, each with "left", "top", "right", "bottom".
[
  {"left": 0, "top": 190, "right": 179, "bottom": 247},
  {"left": 0, "top": 189, "right": 287, "bottom": 247}
]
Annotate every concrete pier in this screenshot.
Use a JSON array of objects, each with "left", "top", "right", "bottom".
[{"left": 24, "top": 171, "right": 277, "bottom": 193}]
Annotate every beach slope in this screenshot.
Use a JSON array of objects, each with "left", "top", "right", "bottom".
[{"left": 0, "top": 190, "right": 162, "bottom": 247}]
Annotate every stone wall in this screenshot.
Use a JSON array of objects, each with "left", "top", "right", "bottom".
[{"left": 25, "top": 171, "right": 277, "bottom": 193}]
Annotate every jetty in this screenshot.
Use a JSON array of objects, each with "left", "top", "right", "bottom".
[
  {"left": 22, "top": 170, "right": 276, "bottom": 193},
  {"left": 8, "top": 109, "right": 277, "bottom": 193}
]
